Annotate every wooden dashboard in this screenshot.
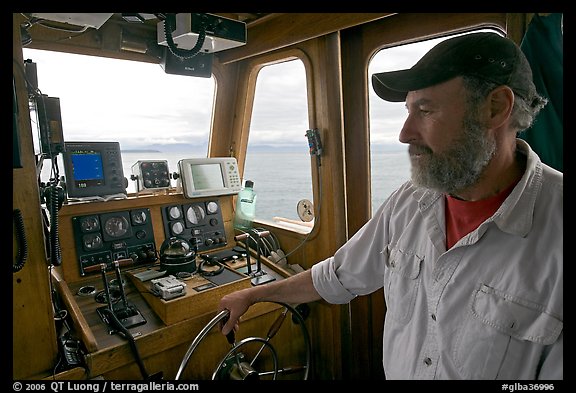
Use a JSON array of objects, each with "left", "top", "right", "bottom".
[{"left": 49, "top": 192, "right": 302, "bottom": 380}]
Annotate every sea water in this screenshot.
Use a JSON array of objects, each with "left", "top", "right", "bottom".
[{"left": 120, "top": 149, "right": 410, "bottom": 220}]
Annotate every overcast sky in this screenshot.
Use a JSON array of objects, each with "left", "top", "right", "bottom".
[{"left": 22, "top": 34, "right": 454, "bottom": 152}]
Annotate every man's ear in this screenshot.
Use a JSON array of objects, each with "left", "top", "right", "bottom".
[{"left": 489, "top": 85, "right": 514, "bottom": 129}]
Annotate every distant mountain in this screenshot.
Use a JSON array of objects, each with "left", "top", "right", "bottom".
[
  {"left": 120, "top": 141, "right": 406, "bottom": 154},
  {"left": 121, "top": 149, "right": 162, "bottom": 153},
  {"left": 120, "top": 143, "right": 208, "bottom": 154}
]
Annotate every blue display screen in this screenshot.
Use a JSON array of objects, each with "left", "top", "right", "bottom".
[{"left": 71, "top": 150, "right": 104, "bottom": 181}]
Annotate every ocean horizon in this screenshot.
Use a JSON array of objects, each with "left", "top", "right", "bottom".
[{"left": 120, "top": 148, "right": 411, "bottom": 221}]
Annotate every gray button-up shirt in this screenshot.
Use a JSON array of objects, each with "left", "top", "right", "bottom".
[{"left": 312, "top": 139, "right": 563, "bottom": 379}]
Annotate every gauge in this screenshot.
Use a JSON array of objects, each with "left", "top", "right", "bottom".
[
  {"left": 82, "top": 233, "right": 103, "bottom": 251},
  {"left": 206, "top": 201, "right": 219, "bottom": 214},
  {"left": 186, "top": 205, "right": 205, "bottom": 225},
  {"left": 297, "top": 199, "right": 315, "bottom": 222},
  {"left": 103, "top": 216, "right": 130, "bottom": 238},
  {"left": 131, "top": 209, "right": 147, "bottom": 225},
  {"left": 168, "top": 206, "right": 182, "bottom": 220},
  {"left": 80, "top": 216, "right": 100, "bottom": 233},
  {"left": 170, "top": 221, "right": 185, "bottom": 236}
]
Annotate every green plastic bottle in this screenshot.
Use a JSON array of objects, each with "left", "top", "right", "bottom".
[{"left": 234, "top": 180, "right": 257, "bottom": 230}]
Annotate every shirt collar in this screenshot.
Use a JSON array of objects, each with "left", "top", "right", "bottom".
[{"left": 413, "top": 139, "right": 542, "bottom": 237}]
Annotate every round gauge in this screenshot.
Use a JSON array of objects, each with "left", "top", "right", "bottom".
[
  {"left": 168, "top": 206, "right": 182, "bottom": 220},
  {"left": 206, "top": 201, "right": 219, "bottom": 214},
  {"left": 297, "top": 199, "right": 315, "bottom": 222},
  {"left": 170, "top": 221, "right": 185, "bottom": 235},
  {"left": 186, "top": 205, "right": 205, "bottom": 225},
  {"left": 82, "top": 233, "right": 103, "bottom": 251},
  {"left": 104, "top": 216, "right": 130, "bottom": 238},
  {"left": 131, "top": 210, "right": 147, "bottom": 225},
  {"left": 80, "top": 216, "right": 100, "bottom": 233}
]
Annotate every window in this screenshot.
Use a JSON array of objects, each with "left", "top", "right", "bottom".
[
  {"left": 22, "top": 48, "right": 215, "bottom": 194},
  {"left": 243, "top": 59, "right": 313, "bottom": 227}
]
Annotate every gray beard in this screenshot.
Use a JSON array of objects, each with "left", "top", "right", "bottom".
[{"left": 410, "top": 116, "right": 496, "bottom": 195}]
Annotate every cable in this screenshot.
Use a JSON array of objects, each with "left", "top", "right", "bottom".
[
  {"left": 163, "top": 13, "right": 208, "bottom": 59},
  {"left": 13, "top": 209, "right": 28, "bottom": 272},
  {"left": 275, "top": 129, "right": 323, "bottom": 261},
  {"left": 198, "top": 257, "right": 225, "bottom": 277},
  {"left": 233, "top": 130, "right": 323, "bottom": 265},
  {"left": 99, "top": 308, "right": 162, "bottom": 380},
  {"left": 46, "top": 184, "right": 63, "bottom": 266}
]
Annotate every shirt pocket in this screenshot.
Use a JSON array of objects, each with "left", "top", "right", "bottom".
[
  {"left": 452, "top": 283, "right": 563, "bottom": 379},
  {"left": 384, "top": 247, "right": 423, "bottom": 324}
]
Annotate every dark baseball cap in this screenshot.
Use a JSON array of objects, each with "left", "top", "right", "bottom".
[{"left": 372, "top": 32, "right": 537, "bottom": 102}]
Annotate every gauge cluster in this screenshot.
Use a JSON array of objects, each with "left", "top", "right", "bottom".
[
  {"left": 161, "top": 200, "right": 227, "bottom": 252},
  {"left": 72, "top": 208, "right": 157, "bottom": 276}
]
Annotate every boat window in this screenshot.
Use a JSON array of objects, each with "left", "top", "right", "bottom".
[
  {"left": 243, "top": 59, "right": 313, "bottom": 229},
  {"left": 22, "top": 48, "right": 215, "bottom": 194},
  {"left": 368, "top": 29, "right": 500, "bottom": 214}
]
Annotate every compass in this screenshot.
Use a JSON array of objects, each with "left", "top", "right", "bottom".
[{"left": 297, "top": 199, "right": 314, "bottom": 222}]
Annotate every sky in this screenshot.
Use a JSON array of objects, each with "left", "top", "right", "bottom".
[{"left": 22, "top": 31, "right": 484, "bottom": 153}]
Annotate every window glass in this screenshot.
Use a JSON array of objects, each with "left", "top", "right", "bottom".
[
  {"left": 244, "top": 59, "right": 313, "bottom": 227},
  {"left": 22, "top": 48, "right": 215, "bottom": 194}
]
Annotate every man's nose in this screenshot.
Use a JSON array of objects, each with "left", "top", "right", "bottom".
[{"left": 398, "top": 115, "right": 417, "bottom": 144}]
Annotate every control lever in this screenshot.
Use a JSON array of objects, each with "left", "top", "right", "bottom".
[
  {"left": 253, "top": 230, "right": 269, "bottom": 274},
  {"left": 234, "top": 233, "right": 252, "bottom": 275},
  {"left": 83, "top": 257, "right": 135, "bottom": 275},
  {"left": 102, "top": 263, "right": 115, "bottom": 314},
  {"left": 250, "top": 230, "right": 276, "bottom": 286},
  {"left": 92, "top": 259, "right": 147, "bottom": 332},
  {"left": 112, "top": 260, "right": 130, "bottom": 311}
]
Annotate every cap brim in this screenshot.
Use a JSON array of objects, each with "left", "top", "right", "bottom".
[
  {"left": 373, "top": 67, "right": 453, "bottom": 102},
  {"left": 372, "top": 72, "right": 409, "bottom": 102}
]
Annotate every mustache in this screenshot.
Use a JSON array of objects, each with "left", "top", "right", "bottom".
[{"left": 408, "top": 144, "right": 432, "bottom": 156}]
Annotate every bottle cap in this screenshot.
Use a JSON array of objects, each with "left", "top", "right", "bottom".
[{"left": 245, "top": 180, "right": 254, "bottom": 188}]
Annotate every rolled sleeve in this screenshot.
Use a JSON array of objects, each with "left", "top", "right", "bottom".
[{"left": 311, "top": 257, "right": 357, "bottom": 304}]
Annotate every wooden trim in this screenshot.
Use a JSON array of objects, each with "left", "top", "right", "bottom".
[
  {"left": 13, "top": 13, "right": 60, "bottom": 379},
  {"left": 52, "top": 269, "right": 98, "bottom": 353},
  {"left": 217, "top": 13, "right": 393, "bottom": 64}
]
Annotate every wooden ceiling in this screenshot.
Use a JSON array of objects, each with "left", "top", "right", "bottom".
[{"left": 19, "top": 13, "right": 273, "bottom": 30}]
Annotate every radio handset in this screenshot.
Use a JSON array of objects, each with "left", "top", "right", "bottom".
[{"left": 57, "top": 332, "right": 84, "bottom": 370}]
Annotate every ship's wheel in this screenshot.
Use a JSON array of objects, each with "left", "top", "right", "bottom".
[{"left": 175, "top": 301, "right": 311, "bottom": 380}]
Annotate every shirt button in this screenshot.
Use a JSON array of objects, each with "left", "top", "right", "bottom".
[
  {"left": 424, "top": 357, "right": 432, "bottom": 366},
  {"left": 431, "top": 314, "right": 436, "bottom": 321}
]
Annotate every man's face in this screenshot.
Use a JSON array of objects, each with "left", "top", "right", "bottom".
[{"left": 400, "top": 77, "right": 496, "bottom": 195}]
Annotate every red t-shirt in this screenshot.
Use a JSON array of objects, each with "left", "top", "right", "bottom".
[{"left": 445, "top": 181, "right": 518, "bottom": 249}]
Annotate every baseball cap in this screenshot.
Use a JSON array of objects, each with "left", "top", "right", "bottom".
[{"left": 372, "top": 32, "right": 537, "bottom": 102}]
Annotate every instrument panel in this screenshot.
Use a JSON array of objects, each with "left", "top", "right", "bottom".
[
  {"left": 161, "top": 200, "right": 227, "bottom": 252},
  {"left": 70, "top": 199, "right": 228, "bottom": 276},
  {"left": 72, "top": 208, "right": 157, "bottom": 276}
]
